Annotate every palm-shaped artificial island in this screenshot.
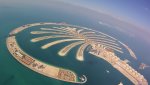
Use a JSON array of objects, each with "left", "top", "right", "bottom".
[
  {"left": 6, "top": 22, "right": 148, "bottom": 85},
  {"left": 30, "top": 26, "right": 123, "bottom": 61}
]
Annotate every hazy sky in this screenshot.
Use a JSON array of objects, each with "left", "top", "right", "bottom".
[
  {"left": 62, "top": 0, "right": 150, "bottom": 29},
  {"left": 1, "top": 0, "right": 149, "bottom": 29}
]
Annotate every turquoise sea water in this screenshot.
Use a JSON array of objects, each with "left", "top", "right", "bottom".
[{"left": 0, "top": 2, "right": 150, "bottom": 85}]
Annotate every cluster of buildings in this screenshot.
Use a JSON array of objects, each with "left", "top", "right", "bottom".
[
  {"left": 89, "top": 43, "right": 148, "bottom": 85},
  {"left": 7, "top": 36, "right": 45, "bottom": 69},
  {"left": 57, "top": 69, "right": 76, "bottom": 82}
]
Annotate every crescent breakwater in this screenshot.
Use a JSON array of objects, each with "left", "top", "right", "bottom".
[{"left": 6, "top": 22, "right": 87, "bottom": 84}]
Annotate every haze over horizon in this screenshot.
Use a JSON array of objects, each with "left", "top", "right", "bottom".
[
  {"left": 62, "top": 0, "right": 150, "bottom": 29},
  {"left": 1, "top": 0, "right": 150, "bottom": 44}
]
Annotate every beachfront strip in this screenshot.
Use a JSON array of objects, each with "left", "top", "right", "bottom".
[
  {"left": 6, "top": 36, "right": 86, "bottom": 84},
  {"left": 89, "top": 44, "right": 148, "bottom": 85}
]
